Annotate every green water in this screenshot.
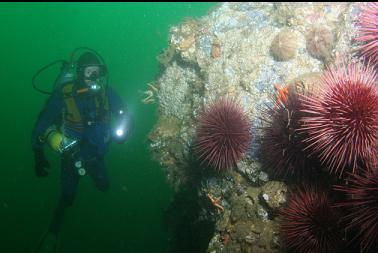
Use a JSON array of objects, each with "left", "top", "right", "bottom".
[{"left": 0, "top": 3, "right": 218, "bottom": 253}]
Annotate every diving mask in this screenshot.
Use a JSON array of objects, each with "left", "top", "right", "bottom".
[{"left": 83, "top": 66, "right": 104, "bottom": 93}]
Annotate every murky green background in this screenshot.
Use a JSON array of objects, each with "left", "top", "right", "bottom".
[{"left": 0, "top": 3, "right": 218, "bottom": 252}]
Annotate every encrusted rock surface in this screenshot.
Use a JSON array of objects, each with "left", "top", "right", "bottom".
[{"left": 146, "top": 2, "right": 362, "bottom": 252}]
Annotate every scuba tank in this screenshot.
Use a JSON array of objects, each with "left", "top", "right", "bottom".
[{"left": 54, "top": 61, "right": 75, "bottom": 89}]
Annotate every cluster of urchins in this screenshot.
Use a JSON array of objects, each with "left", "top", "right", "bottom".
[{"left": 194, "top": 3, "right": 378, "bottom": 253}]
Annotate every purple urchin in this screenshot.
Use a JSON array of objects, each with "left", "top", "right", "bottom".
[
  {"left": 299, "top": 63, "right": 378, "bottom": 177},
  {"left": 355, "top": 2, "right": 378, "bottom": 65},
  {"left": 194, "top": 98, "right": 251, "bottom": 171}
]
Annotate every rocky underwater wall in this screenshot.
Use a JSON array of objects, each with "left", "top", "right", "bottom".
[{"left": 144, "top": 2, "right": 378, "bottom": 253}]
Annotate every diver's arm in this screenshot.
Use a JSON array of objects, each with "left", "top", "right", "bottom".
[
  {"left": 108, "top": 87, "right": 133, "bottom": 143},
  {"left": 31, "top": 91, "right": 64, "bottom": 150}
]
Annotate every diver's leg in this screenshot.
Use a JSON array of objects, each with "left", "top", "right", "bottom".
[
  {"left": 87, "top": 156, "right": 110, "bottom": 192},
  {"left": 49, "top": 157, "right": 80, "bottom": 236}
]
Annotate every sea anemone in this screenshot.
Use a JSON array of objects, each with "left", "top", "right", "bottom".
[
  {"left": 334, "top": 170, "right": 378, "bottom": 253},
  {"left": 355, "top": 2, "right": 378, "bottom": 65},
  {"left": 194, "top": 98, "right": 251, "bottom": 171},
  {"left": 299, "top": 63, "right": 378, "bottom": 177},
  {"left": 279, "top": 185, "right": 342, "bottom": 253},
  {"left": 260, "top": 84, "right": 316, "bottom": 179}
]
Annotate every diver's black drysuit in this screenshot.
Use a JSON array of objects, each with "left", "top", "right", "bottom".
[{"left": 32, "top": 81, "right": 129, "bottom": 235}]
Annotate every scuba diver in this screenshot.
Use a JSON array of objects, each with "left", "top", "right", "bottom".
[{"left": 31, "top": 48, "right": 132, "bottom": 252}]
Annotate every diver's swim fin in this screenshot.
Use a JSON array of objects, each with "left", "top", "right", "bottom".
[{"left": 32, "top": 231, "right": 58, "bottom": 253}]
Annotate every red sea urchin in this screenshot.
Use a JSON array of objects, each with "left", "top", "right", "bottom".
[
  {"left": 299, "top": 63, "right": 378, "bottom": 177},
  {"left": 279, "top": 185, "right": 342, "bottom": 253},
  {"left": 260, "top": 84, "right": 315, "bottom": 179},
  {"left": 194, "top": 98, "right": 251, "bottom": 171},
  {"left": 355, "top": 2, "right": 378, "bottom": 65},
  {"left": 334, "top": 170, "right": 378, "bottom": 253}
]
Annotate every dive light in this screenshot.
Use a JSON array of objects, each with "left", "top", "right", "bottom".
[
  {"left": 87, "top": 72, "right": 102, "bottom": 92},
  {"left": 112, "top": 110, "right": 130, "bottom": 142},
  {"left": 90, "top": 83, "right": 101, "bottom": 92}
]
